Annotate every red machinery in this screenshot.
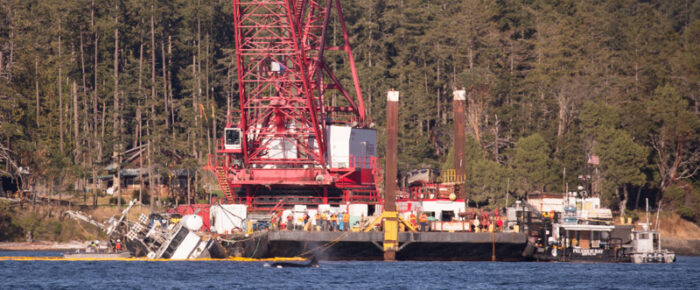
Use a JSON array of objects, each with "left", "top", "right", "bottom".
[{"left": 208, "top": 0, "right": 380, "bottom": 211}]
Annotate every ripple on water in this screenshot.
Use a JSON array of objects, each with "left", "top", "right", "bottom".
[{"left": 0, "top": 252, "right": 699, "bottom": 289}]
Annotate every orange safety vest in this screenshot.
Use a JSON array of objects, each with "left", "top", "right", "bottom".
[
  {"left": 315, "top": 214, "right": 320, "bottom": 221},
  {"left": 343, "top": 214, "right": 350, "bottom": 223},
  {"left": 410, "top": 214, "right": 417, "bottom": 224},
  {"left": 419, "top": 213, "right": 427, "bottom": 223},
  {"left": 330, "top": 215, "right": 338, "bottom": 222},
  {"left": 321, "top": 214, "right": 327, "bottom": 221}
]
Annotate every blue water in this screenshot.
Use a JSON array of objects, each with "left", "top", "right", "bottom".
[{"left": 1, "top": 251, "right": 698, "bottom": 289}]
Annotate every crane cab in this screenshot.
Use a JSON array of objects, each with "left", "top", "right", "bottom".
[{"left": 224, "top": 127, "right": 242, "bottom": 153}]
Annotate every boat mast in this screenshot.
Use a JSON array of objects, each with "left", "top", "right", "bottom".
[
  {"left": 645, "top": 198, "right": 649, "bottom": 225},
  {"left": 656, "top": 201, "right": 662, "bottom": 252}
]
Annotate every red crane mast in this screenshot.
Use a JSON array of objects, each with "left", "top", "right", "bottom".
[{"left": 209, "top": 0, "right": 379, "bottom": 211}]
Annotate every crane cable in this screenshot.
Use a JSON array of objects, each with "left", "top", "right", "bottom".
[{"left": 296, "top": 230, "right": 353, "bottom": 258}]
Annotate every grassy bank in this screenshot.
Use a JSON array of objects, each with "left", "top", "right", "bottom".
[
  {"left": 0, "top": 201, "right": 103, "bottom": 242},
  {"left": 0, "top": 200, "right": 158, "bottom": 243}
]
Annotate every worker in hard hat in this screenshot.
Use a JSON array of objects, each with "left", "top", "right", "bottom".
[
  {"left": 87, "top": 240, "right": 96, "bottom": 253},
  {"left": 409, "top": 213, "right": 417, "bottom": 228},
  {"left": 297, "top": 215, "right": 305, "bottom": 231},
  {"left": 270, "top": 215, "right": 278, "bottom": 231},
  {"left": 303, "top": 213, "right": 310, "bottom": 231},
  {"left": 342, "top": 212, "right": 350, "bottom": 231},
  {"left": 115, "top": 239, "right": 123, "bottom": 251},
  {"left": 314, "top": 213, "right": 321, "bottom": 231},
  {"left": 419, "top": 212, "right": 428, "bottom": 232},
  {"left": 286, "top": 214, "right": 294, "bottom": 231},
  {"left": 320, "top": 212, "right": 328, "bottom": 231},
  {"left": 338, "top": 212, "right": 344, "bottom": 231},
  {"left": 330, "top": 214, "right": 338, "bottom": 232}
]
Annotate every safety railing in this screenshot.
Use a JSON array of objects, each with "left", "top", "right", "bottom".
[
  {"left": 206, "top": 153, "right": 227, "bottom": 170},
  {"left": 232, "top": 192, "right": 382, "bottom": 211},
  {"left": 438, "top": 169, "right": 466, "bottom": 183},
  {"left": 237, "top": 196, "right": 349, "bottom": 210},
  {"left": 397, "top": 183, "right": 454, "bottom": 200},
  {"left": 342, "top": 189, "right": 381, "bottom": 204},
  {"left": 348, "top": 155, "right": 378, "bottom": 169},
  {"left": 216, "top": 138, "right": 226, "bottom": 153},
  {"left": 397, "top": 187, "right": 425, "bottom": 199}
]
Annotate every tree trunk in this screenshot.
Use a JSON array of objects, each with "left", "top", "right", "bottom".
[
  {"left": 195, "top": 1, "right": 202, "bottom": 161},
  {"left": 72, "top": 80, "right": 79, "bottom": 160},
  {"left": 634, "top": 185, "right": 643, "bottom": 210},
  {"left": 92, "top": 0, "right": 97, "bottom": 209},
  {"left": 101, "top": 98, "right": 106, "bottom": 161},
  {"left": 619, "top": 185, "right": 629, "bottom": 215},
  {"left": 192, "top": 54, "right": 198, "bottom": 159},
  {"left": 92, "top": 0, "right": 100, "bottom": 164},
  {"left": 148, "top": 140, "right": 153, "bottom": 210},
  {"left": 58, "top": 19, "right": 64, "bottom": 154},
  {"left": 138, "top": 102, "right": 143, "bottom": 204},
  {"left": 422, "top": 59, "right": 428, "bottom": 134},
  {"left": 150, "top": 5, "right": 156, "bottom": 132},
  {"left": 205, "top": 33, "right": 211, "bottom": 155},
  {"left": 149, "top": 5, "right": 157, "bottom": 210},
  {"left": 156, "top": 173, "right": 161, "bottom": 211},
  {"left": 138, "top": 28, "right": 144, "bottom": 205},
  {"left": 161, "top": 38, "right": 169, "bottom": 131},
  {"left": 168, "top": 36, "right": 175, "bottom": 140},
  {"left": 437, "top": 59, "right": 441, "bottom": 126},
  {"left": 79, "top": 31, "right": 88, "bottom": 101},
  {"left": 113, "top": 4, "right": 121, "bottom": 209},
  {"left": 35, "top": 55, "right": 40, "bottom": 128},
  {"left": 555, "top": 90, "right": 568, "bottom": 153}
]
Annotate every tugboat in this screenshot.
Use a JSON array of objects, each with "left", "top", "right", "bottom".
[
  {"left": 523, "top": 185, "right": 675, "bottom": 263},
  {"left": 626, "top": 200, "right": 675, "bottom": 264},
  {"left": 628, "top": 222, "right": 675, "bottom": 264}
]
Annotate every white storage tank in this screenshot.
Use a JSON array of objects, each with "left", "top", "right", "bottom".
[{"left": 181, "top": 214, "right": 204, "bottom": 231}]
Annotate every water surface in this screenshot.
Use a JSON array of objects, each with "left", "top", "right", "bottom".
[{"left": 1, "top": 251, "right": 697, "bottom": 289}]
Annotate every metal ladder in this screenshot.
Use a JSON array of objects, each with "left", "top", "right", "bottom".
[{"left": 215, "top": 167, "right": 235, "bottom": 204}]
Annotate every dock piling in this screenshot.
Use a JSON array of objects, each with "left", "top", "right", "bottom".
[
  {"left": 453, "top": 89, "right": 466, "bottom": 200},
  {"left": 383, "top": 90, "right": 400, "bottom": 261}
]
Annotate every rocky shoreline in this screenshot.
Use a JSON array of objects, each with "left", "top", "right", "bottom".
[{"left": 661, "top": 238, "right": 700, "bottom": 256}]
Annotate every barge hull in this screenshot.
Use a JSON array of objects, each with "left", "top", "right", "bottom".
[{"left": 226, "top": 231, "right": 530, "bottom": 261}]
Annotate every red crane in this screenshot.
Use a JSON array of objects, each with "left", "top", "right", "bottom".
[{"left": 209, "top": 0, "right": 380, "bottom": 211}]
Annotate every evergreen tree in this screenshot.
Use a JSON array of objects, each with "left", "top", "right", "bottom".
[
  {"left": 596, "top": 127, "right": 648, "bottom": 211},
  {"left": 513, "top": 133, "right": 557, "bottom": 194}
]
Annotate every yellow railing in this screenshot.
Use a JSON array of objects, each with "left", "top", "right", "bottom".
[{"left": 438, "top": 169, "right": 465, "bottom": 183}]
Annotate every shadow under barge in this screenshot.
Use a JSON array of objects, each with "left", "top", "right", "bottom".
[{"left": 219, "top": 231, "right": 531, "bottom": 261}]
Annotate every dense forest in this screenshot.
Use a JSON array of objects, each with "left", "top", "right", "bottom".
[{"left": 0, "top": 0, "right": 698, "bottom": 221}]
